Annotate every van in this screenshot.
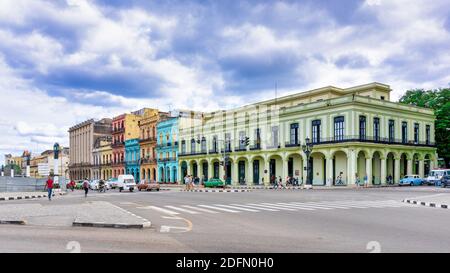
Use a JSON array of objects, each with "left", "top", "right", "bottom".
[
  {"left": 425, "top": 169, "right": 450, "bottom": 186},
  {"left": 117, "top": 175, "right": 136, "bottom": 192}
]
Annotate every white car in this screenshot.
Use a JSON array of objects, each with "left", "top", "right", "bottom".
[
  {"left": 89, "top": 180, "right": 100, "bottom": 190},
  {"left": 117, "top": 175, "right": 136, "bottom": 192}
]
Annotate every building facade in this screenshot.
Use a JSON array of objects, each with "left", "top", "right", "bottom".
[
  {"left": 177, "top": 83, "right": 438, "bottom": 186},
  {"left": 125, "top": 138, "right": 141, "bottom": 182},
  {"left": 139, "top": 109, "right": 168, "bottom": 182},
  {"left": 92, "top": 136, "right": 112, "bottom": 180},
  {"left": 156, "top": 117, "right": 179, "bottom": 183},
  {"left": 69, "top": 118, "right": 112, "bottom": 180}
]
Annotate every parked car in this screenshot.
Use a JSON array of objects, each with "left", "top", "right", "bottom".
[
  {"left": 117, "top": 175, "right": 136, "bottom": 192},
  {"left": 399, "top": 175, "right": 423, "bottom": 186},
  {"left": 107, "top": 178, "right": 118, "bottom": 189},
  {"left": 204, "top": 178, "right": 225, "bottom": 188},
  {"left": 89, "top": 180, "right": 100, "bottom": 190},
  {"left": 137, "top": 180, "right": 160, "bottom": 191},
  {"left": 75, "top": 181, "right": 84, "bottom": 189},
  {"left": 440, "top": 175, "right": 450, "bottom": 188}
]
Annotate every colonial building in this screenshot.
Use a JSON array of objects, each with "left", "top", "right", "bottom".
[
  {"left": 112, "top": 109, "right": 151, "bottom": 178},
  {"left": 92, "top": 136, "right": 112, "bottom": 180},
  {"left": 177, "top": 83, "right": 437, "bottom": 186},
  {"left": 138, "top": 109, "right": 169, "bottom": 182},
  {"left": 125, "top": 138, "right": 141, "bottom": 182},
  {"left": 29, "top": 148, "right": 70, "bottom": 179},
  {"left": 156, "top": 116, "right": 179, "bottom": 183},
  {"left": 69, "top": 118, "right": 112, "bottom": 180}
]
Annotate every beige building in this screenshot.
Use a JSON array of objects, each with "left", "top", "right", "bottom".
[
  {"left": 92, "top": 136, "right": 113, "bottom": 180},
  {"left": 69, "top": 118, "right": 112, "bottom": 180}
]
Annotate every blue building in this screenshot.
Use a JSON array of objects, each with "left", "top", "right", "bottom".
[
  {"left": 125, "top": 138, "right": 140, "bottom": 182},
  {"left": 156, "top": 117, "right": 178, "bottom": 183}
]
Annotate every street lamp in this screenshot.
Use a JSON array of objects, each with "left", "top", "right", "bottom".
[{"left": 301, "top": 137, "right": 314, "bottom": 187}]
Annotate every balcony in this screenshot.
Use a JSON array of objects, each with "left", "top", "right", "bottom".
[
  {"left": 139, "top": 137, "right": 157, "bottom": 143},
  {"left": 209, "top": 148, "right": 219, "bottom": 154},
  {"left": 285, "top": 141, "right": 301, "bottom": 148},
  {"left": 125, "top": 160, "right": 140, "bottom": 165},
  {"left": 311, "top": 135, "right": 435, "bottom": 147},
  {"left": 266, "top": 143, "right": 281, "bottom": 149},
  {"left": 250, "top": 141, "right": 261, "bottom": 151},
  {"left": 112, "top": 127, "right": 125, "bottom": 134},
  {"left": 111, "top": 141, "right": 125, "bottom": 148},
  {"left": 234, "top": 146, "right": 247, "bottom": 152},
  {"left": 158, "top": 157, "right": 177, "bottom": 163},
  {"left": 141, "top": 158, "right": 157, "bottom": 164},
  {"left": 179, "top": 151, "right": 207, "bottom": 157}
]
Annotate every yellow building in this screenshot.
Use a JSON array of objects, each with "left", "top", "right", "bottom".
[
  {"left": 139, "top": 109, "right": 169, "bottom": 182},
  {"left": 92, "top": 136, "right": 112, "bottom": 180}
]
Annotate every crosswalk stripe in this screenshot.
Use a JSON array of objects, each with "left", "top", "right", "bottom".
[
  {"left": 247, "top": 203, "right": 296, "bottom": 211},
  {"left": 216, "top": 204, "right": 260, "bottom": 212},
  {"left": 261, "top": 203, "right": 315, "bottom": 211},
  {"left": 230, "top": 204, "right": 279, "bottom": 211},
  {"left": 295, "top": 202, "right": 353, "bottom": 209},
  {"left": 165, "top": 206, "right": 200, "bottom": 214},
  {"left": 146, "top": 206, "right": 180, "bottom": 215},
  {"left": 326, "top": 200, "right": 404, "bottom": 208},
  {"left": 198, "top": 204, "right": 241, "bottom": 213},
  {"left": 245, "top": 203, "right": 283, "bottom": 211},
  {"left": 181, "top": 205, "right": 220, "bottom": 214},
  {"left": 279, "top": 202, "right": 334, "bottom": 210}
]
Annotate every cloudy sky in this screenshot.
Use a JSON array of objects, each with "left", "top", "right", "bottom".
[{"left": 1, "top": 0, "right": 449, "bottom": 164}]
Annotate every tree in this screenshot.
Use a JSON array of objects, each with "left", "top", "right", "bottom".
[{"left": 399, "top": 88, "right": 450, "bottom": 167}]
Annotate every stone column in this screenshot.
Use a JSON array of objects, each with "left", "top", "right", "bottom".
[
  {"left": 187, "top": 162, "right": 192, "bottom": 177},
  {"left": 347, "top": 150, "right": 357, "bottom": 185},
  {"left": 264, "top": 158, "right": 270, "bottom": 186},
  {"left": 380, "top": 157, "right": 387, "bottom": 185},
  {"left": 282, "top": 156, "right": 289, "bottom": 186},
  {"left": 247, "top": 157, "right": 253, "bottom": 186},
  {"left": 207, "top": 160, "right": 213, "bottom": 181},
  {"left": 407, "top": 157, "right": 413, "bottom": 175},
  {"left": 302, "top": 155, "right": 308, "bottom": 185},
  {"left": 177, "top": 163, "right": 182, "bottom": 184},
  {"left": 232, "top": 160, "right": 239, "bottom": 186},
  {"left": 326, "top": 156, "right": 333, "bottom": 186},
  {"left": 366, "top": 156, "right": 372, "bottom": 185},
  {"left": 419, "top": 159, "right": 425, "bottom": 178},
  {"left": 394, "top": 156, "right": 400, "bottom": 184}
]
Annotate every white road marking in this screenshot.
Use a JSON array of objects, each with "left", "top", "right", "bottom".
[
  {"left": 247, "top": 203, "right": 295, "bottom": 211},
  {"left": 216, "top": 204, "right": 260, "bottom": 212},
  {"left": 141, "top": 206, "right": 180, "bottom": 215},
  {"left": 230, "top": 204, "right": 279, "bottom": 211},
  {"left": 266, "top": 203, "right": 316, "bottom": 211},
  {"left": 181, "top": 205, "right": 220, "bottom": 214},
  {"left": 165, "top": 205, "right": 199, "bottom": 214},
  {"left": 279, "top": 202, "right": 334, "bottom": 210},
  {"left": 198, "top": 204, "right": 241, "bottom": 213}
]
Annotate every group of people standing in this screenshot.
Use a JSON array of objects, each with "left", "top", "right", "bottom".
[{"left": 184, "top": 175, "right": 205, "bottom": 190}]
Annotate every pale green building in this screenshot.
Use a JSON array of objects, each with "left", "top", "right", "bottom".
[{"left": 177, "top": 83, "right": 437, "bottom": 187}]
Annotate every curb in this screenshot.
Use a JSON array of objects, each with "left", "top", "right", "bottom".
[
  {"left": 0, "top": 192, "right": 67, "bottom": 201},
  {"left": 181, "top": 189, "right": 252, "bottom": 193},
  {"left": 403, "top": 199, "right": 449, "bottom": 209},
  {"left": 0, "top": 220, "right": 26, "bottom": 225},
  {"left": 72, "top": 221, "right": 151, "bottom": 229}
]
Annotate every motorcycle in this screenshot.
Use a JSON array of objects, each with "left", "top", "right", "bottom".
[{"left": 98, "top": 181, "right": 107, "bottom": 193}]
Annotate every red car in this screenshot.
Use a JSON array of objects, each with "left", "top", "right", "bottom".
[{"left": 137, "top": 180, "right": 160, "bottom": 191}]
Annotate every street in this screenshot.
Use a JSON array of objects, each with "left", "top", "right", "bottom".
[{"left": 0, "top": 186, "right": 449, "bottom": 253}]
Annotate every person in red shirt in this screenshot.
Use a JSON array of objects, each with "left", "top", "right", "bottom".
[{"left": 45, "top": 176, "right": 54, "bottom": 201}]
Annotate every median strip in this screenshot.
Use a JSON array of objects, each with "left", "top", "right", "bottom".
[{"left": 403, "top": 199, "right": 449, "bottom": 209}]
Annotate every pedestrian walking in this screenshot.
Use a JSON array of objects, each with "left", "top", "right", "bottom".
[
  {"left": 363, "top": 174, "right": 368, "bottom": 188},
  {"left": 355, "top": 173, "right": 360, "bottom": 188},
  {"left": 45, "top": 176, "right": 53, "bottom": 201},
  {"left": 184, "top": 175, "right": 189, "bottom": 190},
  {"left": 82, "top": 178, "right": 89, "bottom": 198}
]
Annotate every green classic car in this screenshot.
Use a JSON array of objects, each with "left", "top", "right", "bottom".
[
  {"left": 204, "top": 178, "right": 225, "bottom": 188},
  {"left": 75, "top": 181, "right": 84, "bottom": 189}
]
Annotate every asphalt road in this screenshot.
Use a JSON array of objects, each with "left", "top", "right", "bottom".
[{"left": 0, "top": 186, "right": 449, "bottom": 253}]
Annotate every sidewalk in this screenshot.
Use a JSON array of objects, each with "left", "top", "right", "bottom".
[
  {"left": 0, "top": 190, "right": 66, "bottom": 201},
  {"left": 0, "top": 201, "right": 151, "bottom": 228},
  {"left": 403, "top": 193, "right": 450, "bottom": 209}
]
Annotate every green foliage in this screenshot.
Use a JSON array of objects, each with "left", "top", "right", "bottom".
[{"left": 399, "top": 88, "right": 450, "bottom": 167}]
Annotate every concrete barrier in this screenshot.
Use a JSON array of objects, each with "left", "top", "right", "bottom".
[{"left": 0, "top": 177, "right": 47, "bottom": 192}]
